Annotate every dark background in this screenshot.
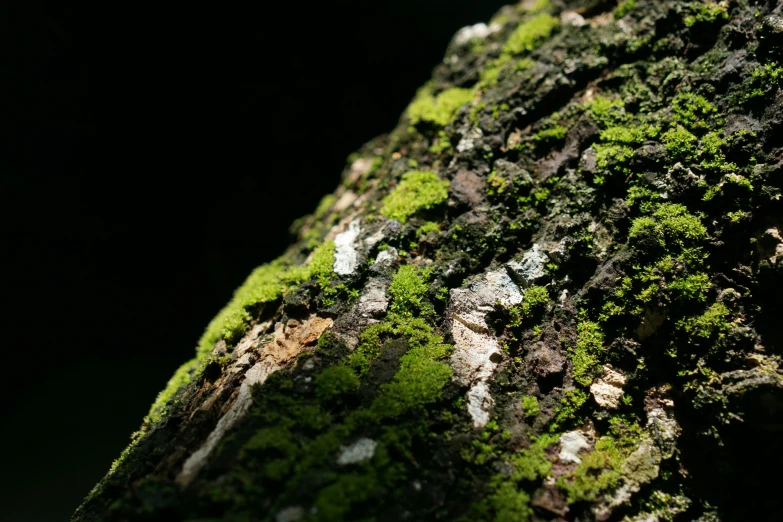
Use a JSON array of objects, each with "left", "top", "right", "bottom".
[{"left": 2, "top": 1, "right": 509, "bottom": 520}]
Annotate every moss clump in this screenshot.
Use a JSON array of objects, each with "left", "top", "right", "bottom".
[
  {"left": 550, "top": 388, "right": 589, "bottom": 432},
  {"left": 509, "top": 285, "right": 549, "bottom": 326},
  {"left": 600, "top": 124, "right": 659, "bottom": 144},
  {"left": 683, "top": 1, "right": 728, "bottom": 27},
  {"left": 380, "top": 171, "right": 450, "bottom": 223},
  {"left": 671, "top": 92, "right": 717, "bottom": 131},
  {"left": 677, "top": 302, "right": 731, "bottom": 341},
  {"left": 416, "top": 221, "right": 440, "bottom": 237},
  {"left": 556, "top": 417, "right": 643, "bottom": 503},
  {"left": 477, "top": 433, "right": 558, "bottom": 521},
  {"left": 315, "top": 365, "right": 360, "bottom": 402},
  {"left": 568, "top": 321, "right": 605, "bottom": 386},
  {"left": 585, "top": 96, "right": 626, "bottom": 127},
  {"left": 407, "top": 86, "right": 475, "bottom": 128},
  {"left": 522, "top": 395, "right": 541, "bottom": 417},
  {"left": 614, "top": 0, "right": 636, "bottom": 19},
  {"left": 388, "top": 264, "right": 435, "bottom": 317},
  {"left": 628, "top": 203, "right": 707, "bottom": 253},
  {"left": 503, "top": 13, "right": 559, "bottom": 55},
  {"left": 661, "top": 125, "right": 697, "bottom": 160},
  {"left": 534, "top": 125, "right": 567, "bottom": 142}
]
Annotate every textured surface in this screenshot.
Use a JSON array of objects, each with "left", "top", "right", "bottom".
[{"left": 75, "top": 0, "right": 783, "bottom": 520}]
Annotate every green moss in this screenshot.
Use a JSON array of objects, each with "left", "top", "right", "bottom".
[
  {"left": 684, "top": 1, "right": 728, "bottom": 27},
  {"left": 661, "top": 125, "right": 697, "bottom": 159},
  {"left": 739, "top": 62, "right": 783, "bottom": 101},
  {"left": 478, "top": 54, "right": 513, "bottom": 89},
  {"left": 556, "top": 417, "right": 642, "bottom": 503},
  {"left": 315, "top": 365, "right": 360, "bottom": 402},
  {"left": 486, "top": 483, "right": 533, "bottom": 521},
  {"left": 313, "top": 194, "right": 337, "bottom": 221},
  {"left": 503, "top": 13, "right": 559, "bottom": 55},
  {"left": 486, "top": 170, "right": 508, "bottom": 196},
  {"left": 388, "top": 264, "right": 435, "bottom": 317},
  {"left": 428, "top": 130, "right": 452, "bottom": 154},
  {"left": 677, "top": 302, "right": 731, "bottom": 340},
  {"left": 509, "top": 285, "right": 549, "bottom": 326},
  {"left": 380, "top": 171, "right": 450, "bottom": 223},
  {"left": 408, "top": 86, "right": 475, "bottom": 128},
  {"left": 585, "top": 96, "right": 626, "bottom": 127},
  {"left": 592, "top": 143, "right": 634, "bottom": 183},
  {"left": 614, "top": 0, "right": 636, "bottom": 19},
  {"left": 600, "top": 124, "right": 659, "bottom": 144},
  {"left": 521, "top": 395, "right": 540, "bottom": 417},
  {"left": 628, "top": 203, "right": 707, "bottom": 252},
  {"left": 550, "top": 388, "right": 589, "bottom": 432},
  {"left": 534, "top": 125, "right": 567, "bottom": 142},
  {"left": 416, "top": 221, "right": 441, "bottom": 237},
  {"left": 568, "top": 321, "right": 605, "bottom": 386},
  {"left": 671, "top": 92, "right": 717, "bottom": 130}
]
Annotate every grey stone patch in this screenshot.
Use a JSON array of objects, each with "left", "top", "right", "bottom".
[
  {"left": 364, "top": 220, "right": 401, "bottom": 250},
  {"left": 449, "top": 268, "right": 525, "bottom": 428},
  {"left": 558, "top": 430, "right": 591, "bottom": 464},
  {"left": 356, "top": 279, "right": 389, "bottom": 318},
  {"left": 454, "top": 23, "right": 491, "bottom": 45},
  {"left": 337, "top": 437, "right": 378, "bottom": 465},
  {"left": 333, "top": 219, "right": 361, "bottom": 275},
  {"left": 275, "top": 506, "right": 305, "bottom": 522},
  {"left": 373, "top": 247, "right": 398, "bottom": 270},
  {"left": 457, "top": 126, "right": 483, "bottom": 153},
  {"left": 506, "top": 244, "right": 549, "bottom": 288},
  {"left": 466, "top": 382, "right": 494, "bottom": 429}
]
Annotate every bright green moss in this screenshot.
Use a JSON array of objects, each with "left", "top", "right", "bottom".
[
  {"left": 534, "top": 125, "right": 567, "bottom": 142},
  {"left": 672, "top": 92, "right": 717, "bottom": 130},
  {"left": 428, "top": 130, "right": 452, "bottom": 154},
  {"left": 315, "top": 365, "right": 360, "bottom": 402},
  {"left": 313, "top": 194, "right": 337, "bottom": 220},
  {"left": 309, "top": 240, "right": 337, "bottom": 295},
  {"left": 478, "top": 54, "right": 513, "bottom": 89},
  {"left": 388, "top": 264, "right": 434, "bottom": 317},
  {"left": 677, "top": 302, "right": 731, "bottom": 340},
  {"left": 556, "top": 417, "right": 642, "bottom": 503},
  {"left": 585, "top": 96, "right": 626, "bottom": 127},
  {"left": 380, "top": 171, "right": 450, "bottom": 223},
  {"left": 661, "top": 125, "right": 697, "bottom": 159},
  {"left": 614, "top": 0, "right": 636, "bottom": 19},
  {"left": 370, "top": 339, "right": 452, "bottom": 419},
  {"left": 684, "top": 1, "right": 728, "bottom": 27},
  {"left": 600, "top": 124, "right": 659, "bottom": 144},
  {"left": 550, "top": 389, "right": 589, "bottom": 432},
  {"left": 509, "top": 285, "right": 548, "bottom": 326},
  {"left": 593, "top": 143, "right": 634, "bottom": 183},
  {"left": 569, "top": 321, "right": 605, "bottom": 386},
  {"left": 503, "top": 13, "right": 559, "bottom": 55},
  {"left": 521, "top": 395, "right": 540, "bottom": 417},
  {"left": 486, "top": 483, "right": 533, "bottom": 522},
  {"left": 626, "top": 185, "right": 660, "bottom": 213},
  {"left": 628, "top": 203, "right": 707, "bottom": 251},
  {"left": 669, "top": 273, "right": 711, "bottom": 302},
  {"left": 416, "top": 221, "right": 440, "bottom": 237},
  {"left": 408, "top": 86, "right": 475, "bottom": 128},
  {"left": 486, "top": 170, "right": 508, "bottom": 196}
]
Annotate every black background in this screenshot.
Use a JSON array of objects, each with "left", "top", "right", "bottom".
[{"left": 2, "top": 1, "right": 509, "bottom": 520}]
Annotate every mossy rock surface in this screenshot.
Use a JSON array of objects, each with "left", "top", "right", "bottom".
[{"left": 75, "top": 1, "right": 783, "bottom": 521}]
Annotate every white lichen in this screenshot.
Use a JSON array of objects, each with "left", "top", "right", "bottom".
[
  {"left": 337, "top": 437, "right": 378, "bottom": 465},
  {"left": 558, "top": 430, "right": 591, "bottom": 464},
  {"left": 333, "top": 219, "right": 361, "bottom": 275}
]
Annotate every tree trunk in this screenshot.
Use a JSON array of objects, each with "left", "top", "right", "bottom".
[{"left": 74, "top": 0, "right": 783, "bottom": 520}]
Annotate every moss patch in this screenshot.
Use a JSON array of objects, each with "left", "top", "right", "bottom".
[
  {"left": 380, "top": 171, "right": 450, "bottom": 223},
  {"left": 408, "top": 86, "right": 475, "bottom": 128}
]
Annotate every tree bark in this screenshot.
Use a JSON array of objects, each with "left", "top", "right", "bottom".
[{"left": 74, "top": 0, "right": 783, "bottom": 520}]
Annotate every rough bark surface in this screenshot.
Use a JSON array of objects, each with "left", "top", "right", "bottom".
[{"left": 75, "top": 0, "right": 783, "bottom": 520}]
